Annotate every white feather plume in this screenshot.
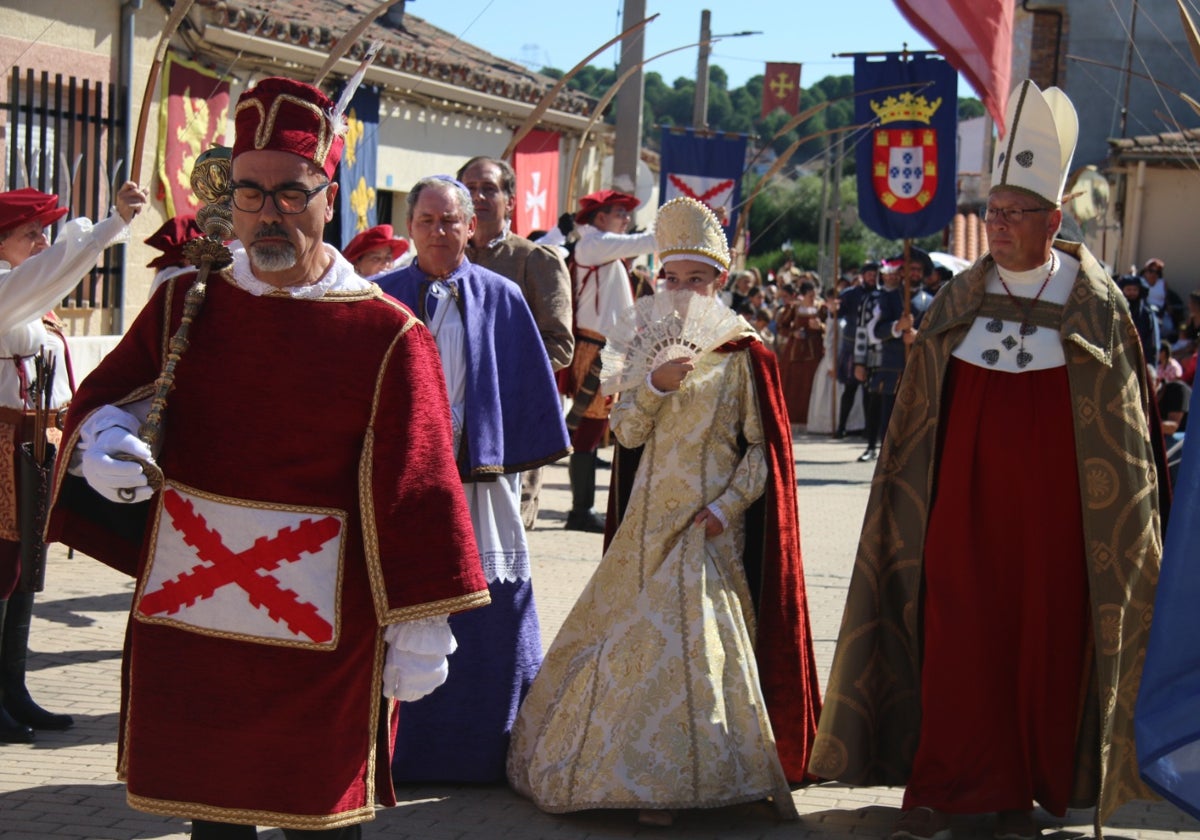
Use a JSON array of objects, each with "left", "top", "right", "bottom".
[{"left": 329, "top": 40, "right": 383, "bottom": 135}]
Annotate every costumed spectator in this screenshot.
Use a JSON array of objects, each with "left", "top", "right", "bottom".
[
  {"left": 853, "top": 260, "right": 910, "bottom": 462},
  {"left": 1117, "top": 274, "right": 1161, "bottom": 366},
  {"left": 457, "top": 156, "right": 574, "bottom": 530},
  {"left": 508, "top": 197, "right": 821, "bottom": 824},
  {"left": 777, "top": 280, "right": 824, "bottom": 425},
  {"left": 727, "top": 270, "right": 754, "bottom": 310},
  {"left": 808, "top": 287, "right": 862, "bottom": 435},
  {"left": 1140, "top": 258, "right": 1169, "bottom": 326},
  {"left": 753, "top": 307, "right": 777, "bottom": 353},
  {"left": 1173, "top": 292, "right": 1200, "bottom": 387},
  {"left": 560, "top": 189, "right": 654, "bottom": 533},
  {"left": 46, "top": 77, "right": 490, "bottom": 839},
  {"left": 1158, "top": 340, "right": 1183, "bottom": 383},
  {"left": 810, "top": 80, "right": 1161, "bottom": 840},
  {"left": 0, "top": 182, "right": 146, "bottom": 743},
  {"left": 1158, "top": 377, "right": 1190, "bottom": 438},
  {"left": 145, "top": 214, "right": 202, "bottom": 298},
  {"left": 341, "top": 223, "right": 409, "bottom": 278},
  {"left": 835, "top": 262, "right": 877, "bottom": 438},
  {"left": 925, "top": 263, "right": 953, "bottom": 296},
  {"left": 377, "top": 175, "right": 569, "bottom": 783}
]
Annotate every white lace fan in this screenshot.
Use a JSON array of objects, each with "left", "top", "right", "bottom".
[{"left": 600, "top": 290, "right": 747, "bottom": 395}]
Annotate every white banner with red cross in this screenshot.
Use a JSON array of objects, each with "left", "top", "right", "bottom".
[{"left": 136, "top": 483, "right": 345, "bottom": 648}]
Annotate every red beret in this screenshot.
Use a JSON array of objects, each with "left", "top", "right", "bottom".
[
  {"left": 144, "top": 215, "right": 203, "bottom": 270},
  {"left": 342, "top": 224, "right": 409, "bottom": 265},
  {"left": 233, "top": 77, "right": 345, "bottom": 179},
  {"left": 0, "top": 188, "right": 69, "bottom": 236},
  {"left": 575, "top": 189, "right": 640, "bottom": 225}
]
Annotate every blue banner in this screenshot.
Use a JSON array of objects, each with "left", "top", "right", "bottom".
[
  {"left": 659, "top": 128, "right": 747, "bottom": 245},
  {"left": 1137, "top": 385, "right": 1200, "bottom": 818},
  {"left": 853, "top": 53, "right": 957, "bottom": 240},
  {"left": 336, "top": 85, "right": 380, "bottom": 246}
]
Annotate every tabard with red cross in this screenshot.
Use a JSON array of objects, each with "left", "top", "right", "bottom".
[{"left": 138, "top": 483, "right": 346, "bottom": 648}]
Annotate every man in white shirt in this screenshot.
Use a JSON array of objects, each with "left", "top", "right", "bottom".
[
  {"left": 561, "top": 189, "right": 654, "bottom": 532},
  {"left": 0, "top": 182, "right": 146, "bottom": 743}
]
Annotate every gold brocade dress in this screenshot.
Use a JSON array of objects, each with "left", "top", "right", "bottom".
[{"left": 507, "top": 348, "right": 796, "bottom": 817}]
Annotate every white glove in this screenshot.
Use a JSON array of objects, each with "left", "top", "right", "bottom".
[
  {"left": 78, "top": 408, "right": 156, "bottom": 504},
  {"left": 381, "top": 616, "right": 457, "bottom": 701}
]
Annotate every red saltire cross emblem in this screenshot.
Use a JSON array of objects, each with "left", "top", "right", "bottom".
[
  {"left": 138, "top": 489, "right": 341, "bottom": 643},
  {"left": 668, "top": 174, "right": 735, "bottom": 205}
]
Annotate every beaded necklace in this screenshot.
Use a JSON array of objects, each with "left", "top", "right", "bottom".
[{"left": 986, "top": 254, "right": 1056, "bottom": 369}]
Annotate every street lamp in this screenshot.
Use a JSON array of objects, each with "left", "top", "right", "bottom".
[{"left": 693, "top": 11, "right": 761, "bottom": 129}]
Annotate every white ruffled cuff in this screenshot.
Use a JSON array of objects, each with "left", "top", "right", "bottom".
[{"left": 381, "top": 615, "right": 457, "bottom": 701}]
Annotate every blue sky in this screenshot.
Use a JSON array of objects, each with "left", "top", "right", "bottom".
[{"left": 411, "top": 0, "right": 946, "bottom": 94}]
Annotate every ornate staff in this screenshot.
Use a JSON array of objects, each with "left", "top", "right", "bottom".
[{"left": 118, "top": 147, "right": 233, "bottom": 498}]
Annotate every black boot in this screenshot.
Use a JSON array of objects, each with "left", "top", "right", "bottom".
[
  {"left": 2, "top": 590, "right": 73, "bottom": 730},
  {"left": 565, "top": 452, "right": 605, "bottom": 533},
  {"left": 0, "top": 599, "right": 34, "bottom": 743}
]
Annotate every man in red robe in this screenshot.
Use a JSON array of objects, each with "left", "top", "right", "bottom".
[{"left": 46, "top": 77, "right": 489, "bottom": 840}]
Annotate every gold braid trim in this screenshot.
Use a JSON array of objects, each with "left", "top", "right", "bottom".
[{"left": 125, "top": 793, "right": 375, "bottom": 830}]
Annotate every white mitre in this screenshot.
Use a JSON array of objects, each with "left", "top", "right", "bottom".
[{"left": 991, "top": 79, "right": 1079, "bottom": 207}]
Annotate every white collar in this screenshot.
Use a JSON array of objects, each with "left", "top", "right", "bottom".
[{"left": 229, "top": 243, "right": 371, "bottom": 299}]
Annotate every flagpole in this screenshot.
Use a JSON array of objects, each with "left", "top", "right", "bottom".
[{"left": 902, "top": 237, "right": 912, "bottom": 360}]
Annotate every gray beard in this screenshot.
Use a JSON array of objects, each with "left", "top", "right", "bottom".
[{"left": 249, "top": 240, "right": 298, "bottom": 272}]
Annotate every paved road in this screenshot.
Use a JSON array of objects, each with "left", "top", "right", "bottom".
[{"left": 1, "top": 434, "right": 1194, "bottom": 839}]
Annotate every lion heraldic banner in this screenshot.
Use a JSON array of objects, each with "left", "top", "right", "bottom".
[{"left": 853, "top": 53, "right": 957, "bottom": 240}]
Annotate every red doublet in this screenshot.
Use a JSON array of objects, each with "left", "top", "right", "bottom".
[{"left": 47, "top": 274, "right": 488, "bottom": 829}]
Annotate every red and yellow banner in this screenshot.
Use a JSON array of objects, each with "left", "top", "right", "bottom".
[
  {"left": 761, "top": 62, "right": 802, "bottom": 118},
  {"left": 156, "top": 53, "right": 230, "bottom": 217}
]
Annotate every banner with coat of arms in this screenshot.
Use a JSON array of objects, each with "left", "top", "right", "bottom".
[
  {"left": 156, "top": 53, "right": 230, "bottom": 218},
  {"left": 336, "top": 85, "right": 380, "bottom": 245},
  {"left": 659, "top": 128, "right": 748, "bottom": 245},
  {"left": 512, "top": 129, "right": 560, "bottom": 236},
  {"left": 853, "top": 52, "right": 957, "bottom": 240}
]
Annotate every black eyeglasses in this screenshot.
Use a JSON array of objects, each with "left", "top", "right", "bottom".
[
  {"left": 230, "top": 182, "right": 330, "bottom": 214},
  {"left": 983, "top": 206, "right": 1051, "bottom": 224}
]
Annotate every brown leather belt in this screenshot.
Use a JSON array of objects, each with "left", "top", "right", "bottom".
[{"left": 0, "top": 406, "right": 66, "bottom": 440}]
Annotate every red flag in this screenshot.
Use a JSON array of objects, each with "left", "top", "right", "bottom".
[
  {"left": 894, "top": 0, "right": 1013, "bottom": 135},
  {"left": 762, "top": 63, "right": 802, "bottom": 118},
  {"left": 156, "top": 52, "right": 231, "bottom": 217},
  {"left": 511, "top": 129, "right": 560, "bottom": 236}
]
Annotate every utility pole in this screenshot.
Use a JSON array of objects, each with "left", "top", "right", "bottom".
[
  {"left": 692, "top": 9, "right": 712, "bottom": 130},
  {"left": 830, "top": 130, "right": 844, "bottom": 280},
  {"left": 614, "top": 0, "right": 647, "bottom": 194}
]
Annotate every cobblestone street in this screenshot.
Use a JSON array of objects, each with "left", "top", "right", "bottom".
[{"left": 1, "top": 434, "right": 1194, "bottom": 840}]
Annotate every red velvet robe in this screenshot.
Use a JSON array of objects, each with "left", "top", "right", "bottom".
[
  {"left": 605, "top": 337, "right": 822, "bottom": 781},
  {"left": 46, "top": 273, "right": 490, "bottom": 830}
]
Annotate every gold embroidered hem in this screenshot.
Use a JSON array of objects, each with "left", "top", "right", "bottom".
[
  {"left": 125, "top": 793, "right": 376, "bottom": 829},
  {"left": 509, "top": 351, "right": 795, "bottom": 819}
]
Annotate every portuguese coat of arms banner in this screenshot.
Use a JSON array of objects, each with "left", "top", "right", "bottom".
[{"left": 853, "top": 52, "right": 957, "bottom": 240}]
